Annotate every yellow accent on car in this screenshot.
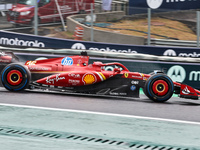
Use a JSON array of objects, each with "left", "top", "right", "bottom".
[{"left": 99, "top": 72, "right": 106, "bottom": 80}]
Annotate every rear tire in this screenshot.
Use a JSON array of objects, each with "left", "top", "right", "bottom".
[
  {"left": 1, "top": 63, "right": 31, "bottom": 91},
  {"left": 143, "top": 74, "right": 174, "bottom": 102}
]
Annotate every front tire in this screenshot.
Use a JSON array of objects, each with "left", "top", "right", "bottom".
[
  {"left": 1, "top": 63, "right": 31, "bottom": 91},
  {"left": 143, "top": 74, "right": 174, "bottom": 102}
]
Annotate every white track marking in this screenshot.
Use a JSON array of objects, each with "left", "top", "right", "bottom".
[{"left": 0, "top": 103, "right": 200, "bottom": 125}]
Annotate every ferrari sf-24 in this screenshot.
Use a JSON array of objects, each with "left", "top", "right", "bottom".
[{"left": 1, "top": 51, "right": 200, "bottom": 102}]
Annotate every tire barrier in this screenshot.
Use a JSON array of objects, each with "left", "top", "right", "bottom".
[{"left": 73, "top": 25, "right": 84, "bottom": 41}]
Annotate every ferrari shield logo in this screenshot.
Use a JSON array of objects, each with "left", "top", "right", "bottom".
[{"left": 124, "top": 73, "right": 129, "bottom": 78}]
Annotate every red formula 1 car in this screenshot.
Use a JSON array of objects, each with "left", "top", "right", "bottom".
[{"left": 1, "top": 52, "right": 200, "bottom": 102}]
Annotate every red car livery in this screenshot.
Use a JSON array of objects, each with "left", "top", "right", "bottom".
[{"left": 1, "top": 52, "right": 200, "bottom": 102}]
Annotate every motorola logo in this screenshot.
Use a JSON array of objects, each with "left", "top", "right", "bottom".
[
  {"left": 163, "top": 49, "right": 177, "bottom": 56},
  {"left": 167, "top": 65, "right": 186, "bottom": 82},
  {"left": 147, "top": 0, "right": 188, "bottom": 9},
  {"left": 146, "top": 0, "right": 163, "bottom": 9},
  {"left": 71, "top": 43, "right": 86, "bottom": 50},
  {"left": 163, "top": 49, "right": 200, "bottom": 57}
]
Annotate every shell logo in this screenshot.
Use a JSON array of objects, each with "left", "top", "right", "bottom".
[{"left": 83, "top": 73, "right": 96, "bottom": 85}]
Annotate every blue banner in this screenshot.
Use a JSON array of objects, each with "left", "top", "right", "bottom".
[
  {"left": 1, "top": 30, "right": 200, "bottom": 58},
  {"left": 129, "top": 0, "right": 200, "bottom": 10},
  {"left": 129, "top": 0, "right": 200, "bottom": 14}
]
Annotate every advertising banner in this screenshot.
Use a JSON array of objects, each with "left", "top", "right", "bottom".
[
  {"left": 130, "top": 0, "right": 200, "bottom": 10},
  {"left": 129, "top": 0, "right": 200, "bottom": 14},
  {"left": 1, "top": 30, "right": 200, "bottom": 58}
]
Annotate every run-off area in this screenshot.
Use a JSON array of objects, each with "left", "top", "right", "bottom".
[{"left": 0, "top": 104, "right": 199, "bottom": 150}]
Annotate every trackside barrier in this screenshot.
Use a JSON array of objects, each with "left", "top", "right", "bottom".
[
  {"left": 150, "top": 39, "right": 197, "bottom": 47},
  {"left": 1, "top": 45, "right": 200, "bottom": 63}
]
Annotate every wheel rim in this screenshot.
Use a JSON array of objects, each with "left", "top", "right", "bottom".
[
  {"left": 152, "top": 80, "right": 169, "bottom": 96},
  {"left": 7, "top": 70, "right": 23, "bottom": 86}
]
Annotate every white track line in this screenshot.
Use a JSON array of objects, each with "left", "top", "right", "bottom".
[{"left": 0, "top": 103, "right": 200, "bottom": 125}]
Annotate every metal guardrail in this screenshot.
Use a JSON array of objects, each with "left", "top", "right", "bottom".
[
  {"left": 1, "top": 45, "right": 200, "bottom": 63},
  {"left": 150, "top": 39, "right": 198, "bottom": 47}
]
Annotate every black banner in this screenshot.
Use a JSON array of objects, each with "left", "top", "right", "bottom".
[
  {"left": 129, "top": 0, "right": 200, "bottom": 14},
  {"left": 129, "top": 0, "right": 200, "bottom": 10},
  {"left": 1, "top": 31, "right": 200, "bottom": 58}
]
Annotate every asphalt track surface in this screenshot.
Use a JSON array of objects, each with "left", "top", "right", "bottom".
[
  {"left": 1, "top": 88, "right": 200, "bottom": 149},
  {"left": 0, "top": 87, "right": 200, "bottom": 123}
]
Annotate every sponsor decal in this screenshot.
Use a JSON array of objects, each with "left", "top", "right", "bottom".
[
  {"left": 131, "top": 80, "right": 139, "bottom": 85},
  {"left": 26, "top": 61, "right": 37, "bottom": 65},
  {"left": 89, "top": 47, "right": 137, "bottom": 53},
  {"left": 147, "top": 0, "right": 193, "bottom": 9},
  {"left": 167, "top": 65, "right": 186, "bottom": 82},
  {"left": 182, "top": 86, "right": 190, "bottom": 95},
  {"left": 147, "top": 0, "right": 163, "bottom": 9},
  {"left": 71, "top": 43, "right": 86, "bottom": 50},
  {"left": 189, "top": 71, "right": 200, "bottom": 81},
  {"left": 71, "top": 43, "right": 137, "bottom": 54},
  {"left": 0, "top": 37, "right": 45, "bottom": 47},
  {"left": 68, "top": 73, "right": 81, "bottom": 78},
  {"left": 163, "top": 49, "right": 200, "bottom": 58},
  {"left": 168, "top": 65, "right": 200, "bottom": 82},
  {"left": 130, "top": 85, "right": 136, "bottom": 91},
  {"left": 0, "top": 59, "right": 10, "bottom": 63},
  {"left": 29, "top": 67, "right": 49, "bottom": 71},
  {"left": 68, "top": 79, "right": 80, "bottom": 85},
  {"left": 163, "top": 49, "right": 177, "bottom": 56},
  {"left": 61, "top": 57, "right": 73, "bottom": 66},
  {"left": 46, "top": 74, "right": 65, "bottom": 84},
  {"left": 77, "top": 59, "right": 82, "bottom": 64},
  {"left": 132, "top": 75, "right": 143, "bottom": 79},
  {"left": 110, "top": 92, "right": 127, "bottom": 96},
  {"left": 124, "top": 73, "right": 129, "bottom": 78},
  {"left": 82, "top": 73, "right": 97, "bottom": 85}
]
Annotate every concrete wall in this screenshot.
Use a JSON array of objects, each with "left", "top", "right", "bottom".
[{"left": 67, "top": 11, "right": 146, "bottom": 45}]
